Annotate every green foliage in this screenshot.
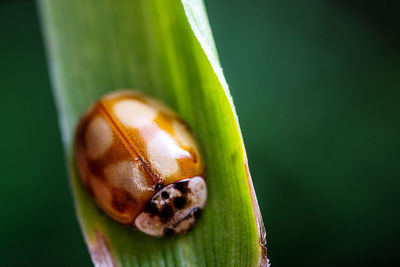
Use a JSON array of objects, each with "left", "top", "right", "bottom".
[{"left": 39, "top": 0, "right": 266, "bottom": 266}]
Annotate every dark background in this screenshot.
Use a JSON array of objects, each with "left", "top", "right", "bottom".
[{"left": 1, "top": 0, "right": 399, "bottom": 266}]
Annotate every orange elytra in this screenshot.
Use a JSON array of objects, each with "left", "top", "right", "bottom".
[{"left": 75, "top": 90, "right": 206, "bottom": 236}]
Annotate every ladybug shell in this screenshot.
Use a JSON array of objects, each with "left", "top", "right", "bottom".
[{"left": 75, "top": 90, "right": 205, "bottom": 229}]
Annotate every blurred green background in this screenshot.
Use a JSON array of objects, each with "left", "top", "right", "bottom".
[{"left": 1, "top": 0, "right": 399, "bottom": 266}]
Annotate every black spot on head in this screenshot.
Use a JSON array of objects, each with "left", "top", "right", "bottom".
[
  {"left": 193, "top": 207, "right": 202, "bottom": 219},
  {"left": 174, "top": 180, "right": 188, "bottom": 194},
  {"left": 163, "top": 227, "right": 175, "bottom": 236},
  {"left": 161, "top": 191, "right": 169, "bottom": 199},
  {"left": 144, "top": 200, "right": 158, "bottom": 215},
  {"left": 154, "top": 183, "right": 163, "bottom": 191},
  {"left": 160, "top": 205, "right": 173, "bottom": 219},
  {"left": 173, "top": 197, "right": 186, "bottom": 209}
]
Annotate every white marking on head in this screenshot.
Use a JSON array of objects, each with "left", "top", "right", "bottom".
[
  {"left": 113, "top": 99, "right": 157, "bottom": 128},
  {"left": 105, "top": 161, "right": 152, "bottom": 196},
  {"left": 134, "top": 177, "right": 207, "bottom": 236},
  {"left": 187, "top": 177, "right": 207, "bottom": 208},
  {"left": 146, "top": 131, "right": 190, "bottom": 177},
  {"left": 85, "top": 116, "right": 113, "bottom": 159},
  {"left": 134, "top": 213, "right": 165, "bottom": 237}
]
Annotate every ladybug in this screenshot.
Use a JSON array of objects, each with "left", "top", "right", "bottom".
[{"left": 75, "top": 90, "right": 206, "bottom": 236}]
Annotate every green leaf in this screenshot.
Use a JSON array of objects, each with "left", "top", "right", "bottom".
[{"left": 38, "top": 0, "right": 268, "bottom": 266}]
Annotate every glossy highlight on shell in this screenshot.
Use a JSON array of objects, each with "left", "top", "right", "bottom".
[{"left": 75, "top": 90, "right": 206, "bottom": 236}]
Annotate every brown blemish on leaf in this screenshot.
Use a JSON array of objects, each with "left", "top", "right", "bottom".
[
  {"left": 244, "top": 158, "right": 269, "bottom": 267},
  {"left": 88, "top": 230, "right": 117, "bottom": 267}
]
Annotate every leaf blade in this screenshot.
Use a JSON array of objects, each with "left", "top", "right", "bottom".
[{"left": 38, "top": 0, "right": 267, "bottom": 266}]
